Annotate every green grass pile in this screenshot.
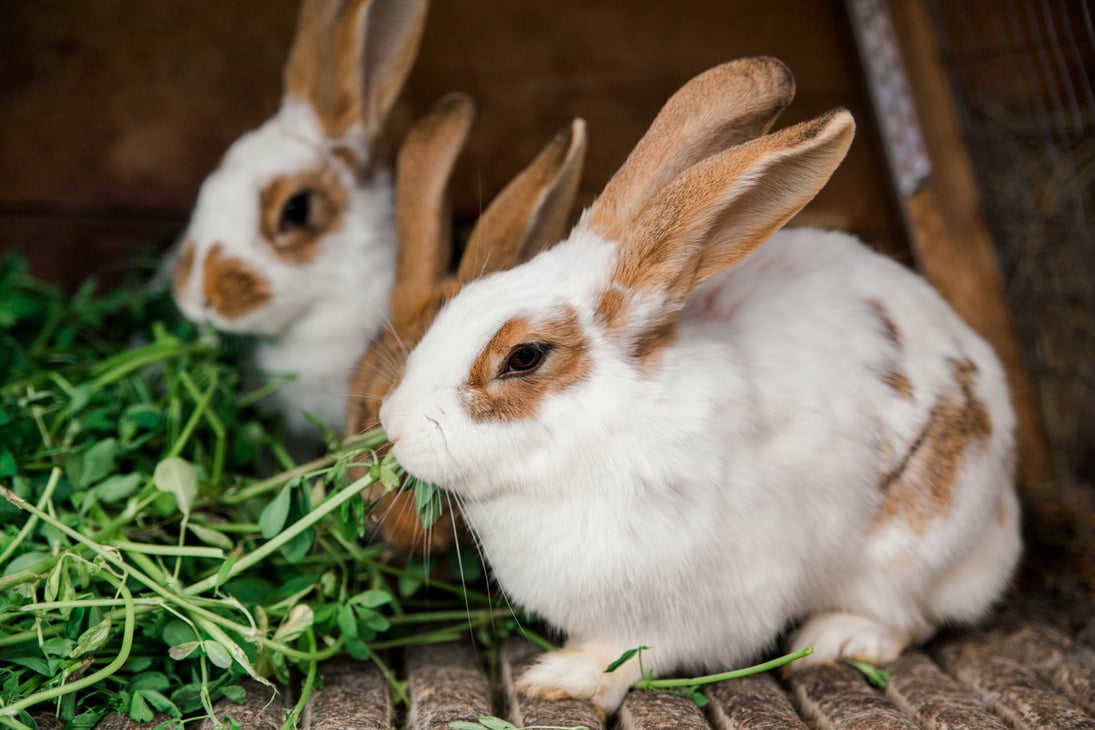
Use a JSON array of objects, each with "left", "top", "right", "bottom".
[{"left": 0, "top": 255, "right": 516, "bottom": 729}]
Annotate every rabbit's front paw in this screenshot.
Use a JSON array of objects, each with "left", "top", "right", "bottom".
[
  {"left": 516, "top": 646, "right": 637, "bottom": 713},
  {"left": 790, "top": 611, "right": 909, "bottom": 667}
]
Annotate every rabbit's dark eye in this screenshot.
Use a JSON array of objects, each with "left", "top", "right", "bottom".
[
  {"left": 501, "top": 343, "right": 548, "bottom": 378},
  {"left": 279, "top": 190, "right": 312, "bottom": 232}
]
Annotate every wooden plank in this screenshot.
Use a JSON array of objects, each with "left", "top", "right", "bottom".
[
  {"left": 617, "top": 689, "right": 710, "bottom": 730},
  {"left": 935, "top": 634, "right": 1095, "bottom": 729},
  {"left": 407, "top": 642, "right": 494, "bottom": 730},
  {"left": 887, "top": 0, "right": 1055, "bottom": 505},
  {"left": 789, "top": 663, "right": 918, "bottom": 729},
  {"left": 306, "top": 659, "right": 392, "bottom": 729},
  {"left": 706, "top": 673, "right": 809, "bottom": 730},
  {"left": 885, "top": 651, "right": 1008, "bottom": 729}
]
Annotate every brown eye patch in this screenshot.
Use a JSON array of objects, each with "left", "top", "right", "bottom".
[
  {"left": 259, "top": 167, "right": 348, "bottom": 263},
  {"left": 462, "top": 306, "right": 590, "bottom": 423},
  {"left": 173, "top": 238, "right": 195, "bottom": 296},
  {"left": 202, "top": 243, "right": 272, "bottom": 320}
]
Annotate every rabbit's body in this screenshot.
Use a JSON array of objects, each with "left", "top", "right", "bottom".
[
  {"left": 447, "top": 227, "right": 1017, "bottom": 680},
  {"left": 380, "top": 59, "right": 1020, "bottom": 712},
  {"left": 172, "top": 0, "right": 425, "bottom": 439}
]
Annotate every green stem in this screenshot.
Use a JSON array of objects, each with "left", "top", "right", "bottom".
[
  {"left": 386, "top": 608, "right": 513, "bottom": 625},
  {"left": 221, "top": 429, "right": 386, "bottom": 506},
  {"left": 0, "top": 467, "right": 62, "bottom": 566},
  {"left": 114, "top": 540, "right": 224, "bottom": 559},
  {"left": 635, "top": 648, "right": 813, "bottom": 690},
  {"left": 184, "top": 471, "right": 379, "bottom": 595},
  {"left": 89, "top": 342, "right": 206, "bottom": 391},
  {"left": 0, "top": 571, "right": 135, "bottom": 718},
  {"left": 281, "top": 631, "right": 319, "bottom": 730},
  {"left": 169, "top": 370, "right": 218, "bottom": 458},
  {"left": 0, "top": 555, "right": 60, "bottom": 593}
]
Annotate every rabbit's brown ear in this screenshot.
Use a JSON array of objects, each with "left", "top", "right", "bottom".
[
  {"left": 609, "top": 109, "right": 855, "bottom": 319},
  {"left": 391, "top": 93, "right": 475, "bottom": 327},
  {"left": 284, "top": 0, "right": 428, "bottom": 142},
  {"left": 587, "top": 57, "right": 794, "bottom": 243},
  {"left": 457, "top": 119, "right": 587, "bottom": 284}
]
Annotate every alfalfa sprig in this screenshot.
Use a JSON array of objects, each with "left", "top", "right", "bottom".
[{"left": 603, "top": 645, "right": 814, "bottom": 707}]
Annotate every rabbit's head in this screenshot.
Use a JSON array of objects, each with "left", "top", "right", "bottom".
[
  {"left": 173, "top": 0, "right": 427, "bottom": 337},
  {"left": 348, "top": 93, "right": 587, "bottom": 552},
  {"left": 380, "top": 58, "right": 855, "bottom": 502}
]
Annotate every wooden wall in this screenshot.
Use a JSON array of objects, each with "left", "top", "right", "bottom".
[{"left": 0, "top": 0, "right": 906, "bottom": 289}]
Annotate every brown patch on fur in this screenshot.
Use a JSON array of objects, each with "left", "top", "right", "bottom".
[
  {"left": 462, "top": 306, "right": 590, "bottom": 422},
  {"left": 173, "top": 238, "right": 195, "bottom": 295},
  {"left": 330, "top": 143, "right": 363, "bottom": 174},
  {"left": 202, "top": 243, "right": 272, "bottom": 320},
  {"left": 877, "top": 358, "right": 993, "bottom": 531},
  {"left": 259, "top": 167, "right": 348, "bottom": 263},
  {"left": 632, "top": 317, "right": 678, "bottom": 364},
  {"left": 881, "top": 367, "right": 914, "bottom": 398},
  {"left": 867, "top": 298, "right": 902, "bottom": 347}
]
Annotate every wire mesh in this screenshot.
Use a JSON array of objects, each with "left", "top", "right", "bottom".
[{"left": 926, "top": 0, "right": 1095, "bottom": 486}]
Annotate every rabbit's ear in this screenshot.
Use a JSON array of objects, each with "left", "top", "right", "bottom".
[
  {"left": 457, "top": 119, "right": 587, "bottom": 283},
  {"left": 391, "top": 93, "right": 476, "bottom": 327},
  {"left": 284, "top": 0, "right": 428, "bottom": 143},
  {"left": 586, "top": 57, "right": 795, "bottom": 243},
  {"left": 609, "top": 109, "right": 855, "bottom": 320}
]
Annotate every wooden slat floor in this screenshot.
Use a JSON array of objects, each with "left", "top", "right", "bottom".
[{"left": 60, "top": 585, "right": 1095, "bottom": 730}]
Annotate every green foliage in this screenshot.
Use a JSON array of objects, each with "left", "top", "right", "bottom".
[
  {"left": 0, "top": 254, "right": 498, "bottom": 729},
  {"left": 846, "top": 658, "right": 890, "bottom": 688}
]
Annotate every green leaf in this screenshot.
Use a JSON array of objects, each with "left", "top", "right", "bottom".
[
  {"left": 0, "top": 406, "right": 9, "bottom": 426},
  {"left": 447, "top": 722, "right": 487, "bottom": 730},
  {"left": 203, "top": 640, "right": 233, "bottom": 669},
  {"left": 68, "top": 711, "right": 103, "bottom": 728},
  {"left": 72, "top": 617, "right": 112, "bottom": 658},
  {"left": 168, "top": 642, "right": 200, "bottom": 661},
  {"left": 0, "top": 447, "right": 15, "bottom": 478},
  {"left": 153, "top": 456, "right": 198, "bottom": 515},
  {"left": 220, "top": 685, "right": 246, "bottom": 703},
  {"left": 272, "top": 604, "right": 314, "bottom": 643},
  {"left": 162, "top": 619, "right": 198, "bottom": 648},
  {"left": 78, "top": 439, "right": 118, "bottom": 487},
  {"left": 259, "top": 482, "right": 293, "bottom": 538},
  {"left": 2, "top": 551, "right": 52, "bottom": 577},
  {"left": 279, "top": 525, "right": 315, "bottom": 563},
  {"left": 476, "top": 717, "right": 518, "bottom": 730},
  {"left": 129, "top": 672, "right": 171, "bottom": 692},
  {"left": 8, "top": 656, "right": 50, "bottom": 676},
  {"left": 846, "top": 658, "right": 890, "bottom": 688},
  {"left": 349, "top": 589, "right": 393, "bottom": 609},
  {"left": 93, "top": 473, "right": 142, "bottom": 504},
  {"left": 605, "top": 646, "right": 650, "bottom": 673},
  {"left": 129, "top": 690, "right": 154, "bottom": 722},
  {"left": 42, "top": 637, "right": 76, "bottom": 657},
  {"left": 187, "top": 522, "right": 234, "bottom": 551},
  {"left": 123, "top": 403, "right": 163, "bottom": 428}
]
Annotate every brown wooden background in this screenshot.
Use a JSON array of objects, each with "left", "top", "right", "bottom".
[{"left": 0, "top": 0, "right": 906, "bottom": 289}]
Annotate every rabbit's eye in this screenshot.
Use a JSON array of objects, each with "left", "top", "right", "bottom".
[
  {"left": 500, "top": 343, "right": 548, "bottom": 378},
  {"left": 279, "top": 190, "right": 312, "bottom": 232}
]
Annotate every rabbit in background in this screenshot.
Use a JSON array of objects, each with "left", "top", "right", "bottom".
[
  {"left": 171, "top": 0, "right": 426, "bottom": 441},
  {"left": 347, "top": 92, "right": 587, "bottom": 554},
  {"left": 378, "top": 58, "right": 1021, "bottom": 713}
]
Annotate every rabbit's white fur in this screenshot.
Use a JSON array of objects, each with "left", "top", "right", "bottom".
[
  {"left": 381, "top": 60, "right": 1020, "bottom": 712},
  {"left": 382, "top": 227, "right": 1020, "bottom": 710},
  {"left": 175, "top": 100, "right": 394, "bottom": 435},
  {"left": 172, "top": 0, "right": 425, "bottom": 439}
]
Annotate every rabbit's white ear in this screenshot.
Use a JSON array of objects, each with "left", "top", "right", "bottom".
[
  {"left": 284, "top": 0, "right": 428, "bottom": 143},
  {"left": 608, "top": 109, "right": 855, "bottom": 318},
  {"left": 457, "top": 118, "right": 588, "bottom": 283},
  {"left": 586, "top": 57, "right": 794, "bottom": 243}
]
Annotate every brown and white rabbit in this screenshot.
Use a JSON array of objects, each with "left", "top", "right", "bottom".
[
  {"left": 171, "top": 0, "right": 426, "bottom": 438},
  {"left": 347, "top": 92, "right": 587, "bottom": 553},
  {"left": 379, "top": 58, "right": 1022, "bottom": 712}
]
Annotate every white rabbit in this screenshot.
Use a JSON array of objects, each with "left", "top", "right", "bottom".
[
  {"left": 171, "top": 0, "right": 427, "bottom": 438},
  {"left": 379, "top": 57, "right": 1021, "bottom": 713},
  {"left": 347, "top": 92, "right": 587, "bottom": 553}
]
